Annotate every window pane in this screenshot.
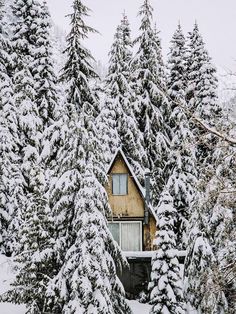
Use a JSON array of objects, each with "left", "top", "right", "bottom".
[
  {"left": 112, "top": 175, "right": 120, "bottom": 194},
  {"left": 121, "top": 223, "right": 141, "bottom": 251},
  {"left": 119, "top": 174, "right": 128, "bottom": 195},
  {"left": 108, "top": 223, "right": 120, "bottom": 244},
  {"left": 112, "top": 174, "right": 128, "bottom": 195}
]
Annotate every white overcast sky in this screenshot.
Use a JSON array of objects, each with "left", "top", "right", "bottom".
[{"left": 46, "top": 0, "right": 236, "bottom": 71}]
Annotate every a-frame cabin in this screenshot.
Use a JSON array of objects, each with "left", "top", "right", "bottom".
[
  {"left": 105, "top": 149, "right": 157, "bottom": 298},
  {"left": 105, "top": 148, "right": 157, "bottom": 252}
]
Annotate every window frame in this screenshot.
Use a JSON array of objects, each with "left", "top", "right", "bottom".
[
  {"left": 108, "top": 221, "right": 142, "bottom": 251},
  {"left": 112, "top": 173, "right": 128, "bottom": 195}
]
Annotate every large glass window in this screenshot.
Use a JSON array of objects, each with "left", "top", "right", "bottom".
[
  {"left": 112, "top": 174, "right": 128, "bottom": 195},
  {"left": 108, "top": 222, "right": 142, "bottom": 251}
]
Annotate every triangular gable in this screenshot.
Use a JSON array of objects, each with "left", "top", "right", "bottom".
[{"left": 106, "top": 148, "right": 157, "bottom": 221}]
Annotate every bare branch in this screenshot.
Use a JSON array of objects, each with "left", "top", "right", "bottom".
[
  {"left": 191, "top": 116, "right": 236, "bottom": 145},
  {"left": 220, "top": 190, "right": 236, "bottom": 194},
  {"left": 159, "top": 85, "right": 236, "bottom": 146}
]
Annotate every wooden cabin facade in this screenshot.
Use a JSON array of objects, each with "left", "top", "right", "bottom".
[
  {"left": 105, "top": 149, "right": 157, "bottom": 298},
  {"left": 105, "top": 149, "right": 157, "bottom": 252}
]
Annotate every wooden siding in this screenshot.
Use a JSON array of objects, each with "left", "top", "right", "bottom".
[
  {"left": 106, "top": 156, "right": 145, "bottom": 218},
  {"left": 106, "top": 153, "right": 157, "bottom": 251},
  {"left": 143, "top": 215, "right": 157, "bottom": 251}
]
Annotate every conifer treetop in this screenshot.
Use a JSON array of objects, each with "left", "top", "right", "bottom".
[
  {"left": 133, "top": 0, "right": 166, "bottom": 96},
  {"left": 106, "top": 13, "right": 132, "bottom": 99},
  {"left": 31, "top": 1, "right": 59, "bottom": 123},
  {"left": 101, "top": 12, "right": 148, "bottom": 178},
  {"left": 186, "top": 22, "right": 219, "bottom": 120},
  {"left": 61, "top": 0, "right": 99, "bottom": 113},
  {"left": 167, "top": 23, "right": 186, "bottom": 101}
]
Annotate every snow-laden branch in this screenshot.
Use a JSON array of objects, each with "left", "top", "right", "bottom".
[
  {"left": 159, "top": 85, "right": 236, "bottom": 146},
  {"left": 191, "top": 116, "right": 236, "bottom": 145}
]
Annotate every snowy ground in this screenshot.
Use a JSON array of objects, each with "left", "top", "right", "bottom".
[
  {"left": 0, "top": 254, "right": 150, "bottom": 314},
  {"left": 0, "top": 254, "right": 26, "bottom": 313},
  {"left": 128, "top": 300, "right": 151, "bottom": 313}
]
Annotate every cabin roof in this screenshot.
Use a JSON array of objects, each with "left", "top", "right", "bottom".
[{"left": 106, "top": 148, "right": 157, "bottom": 221}]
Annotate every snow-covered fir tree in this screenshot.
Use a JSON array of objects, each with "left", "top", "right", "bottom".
[
  {"left": 209, "top": 143, "right": 236, "bottom": 313},
  {"left": 47, "top": 165, "right": 131, "bottom": 314},
  {"left": 183, "top": 118, "right": 233, "bottom": 313},
  {"left": 149, "top": 191, "right": 184, "bottom": 314},
  {"left": 0, "top": 0, "right": 24, "bottom": 255},
  {"left": 184, "top": 130, "right": 236, "bottom": 313},
  {"left": 1, "top": 1, "right": 59, "bottom": 311},
  {"left": 184, "top": 23, "right": 234, "bottom": 313},
  {"left": 186, "top": 23, "right": 219, "bottom": 120},
  {"left": 96, "top": 20, "right": 121, "bottom": 164},
  {"left": 47, "top": 1, "right": 131, "bottom": 312},
  {"left": 7, "top": 0, "right": 63, "bottom": 263},
  {"left": 184, "top": 189, "right": 229, "bottom": 314},
  {"left": 60, "top": 0, "right": 99, "bottom": 115},
  {"left": 32, "top": 1, "right": 64, "bottom": 184},
  {"left": 185, "top": 22, "right": 221, "bottom": 163},
  {"left": 131, "top": 0, "right": 169, "bottom": 201},
  {"left": 167, "top": 23, "right": 186, "bottom": 107},
  {"left": 98, "top": 13, "right": 148, "bottom": 178},
  {"left": 166, "top": 24, "right": 198, "bottom": 250},
  {"left": 165, "top": 106, "right": 197, "bottom": 250},
  {"left": 2, "top": 167, "right": 56, "bottom": 313},
  {"left": 32, "top": 1, "right": 59, "bottom": 129},
  {"left": 10, "top": 0, "right": 43, "bottom": 231}
]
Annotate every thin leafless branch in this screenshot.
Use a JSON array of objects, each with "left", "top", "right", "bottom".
[
  {"left": 160, "top": 86, "right": 236, "bottom": 146},
  {"left": 191, "top": 116, "right": 236, "bottom": 145}
]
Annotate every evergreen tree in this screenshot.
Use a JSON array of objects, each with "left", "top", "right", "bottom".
[
  {"left": 210, "top": 146, "right": 236, "bottom": 313},
  {"left": 185, "top": 23, "right": 221, "bottom": 162},
  {"left": 11, "top": 0, "right": 42, "bottom": 182},
  {"left": 96, "top": 21, "right": 121, "bottom": 163},
  {"left": 1, "top": 1, "right": 59, "bottom": 311},
  {"left": 131, "top": 0, "right": 169, "bottom": 201},
  {"left": 165, "top": 108, "right": 197, "bottom": 250},
  {"left": 47, "top": 166, "right": 130, "bottom": 314},
  {"left": 194, "top": 140, "right": 235, "bottom": 313},
  {"left": 98, "top": 13, "right": 147, "bottom": 179},
  {"left": 60, "top": 0, "right": 99, "bottom": 115},
  {"left": 184, "top": 23, "right": 233, "bottom": 313},
  {"left": 184, "top": 124, "right": 234, "bottom": 312},
  {"left": 9, "top": 0, "right": 61, "bottom": 250},
  {"left": 32, "top": 1, "right": 59, "bottom": 129},
  {"left": 31, "top": 1, "right": 63, "bottom": 189},
  {"left": 167, "top": 23, "right": 186, "bottom": 107},
  {"left": 0, "top": 0, "right": 24, "bottom": 254},
  {"left": 9, "top": 0, "right": 45, "bottom": 254},
  {"left": 166, "top": 24, "right": 198, "bottom": 250},
  {"left": 2, "top": 167, "right": 55, "bottom": 313},
  {"left": 149, "top": 191, "right": 184, "bottom": 314},
  {"left": 184, "top": 191, "right": 228, "bottom": 314},
  {"left": 47, "top": 1, "right": 131, "bottom": 312},
  {"left": 186, "top": 23, "right": 219, "bottom": 120}
]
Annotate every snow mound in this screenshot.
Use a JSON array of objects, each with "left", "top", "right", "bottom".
[
  {"left": 0, "top": 254, "right": 26, "bottom": 314},
  {"left": 128, "top": 300, "right": 151, "bottom": 314}
]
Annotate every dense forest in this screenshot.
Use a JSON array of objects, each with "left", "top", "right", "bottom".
[{"left": 0, "top": 0, "right": 235, "bottom": 313}]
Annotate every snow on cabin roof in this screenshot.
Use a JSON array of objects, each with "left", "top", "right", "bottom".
[{"left": 106, "top": 148, "right": 158, "bottom": 221}]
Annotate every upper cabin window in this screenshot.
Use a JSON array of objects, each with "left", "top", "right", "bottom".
[{"left": 112, "top": 174, "right": 128, "bottom": 195}]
